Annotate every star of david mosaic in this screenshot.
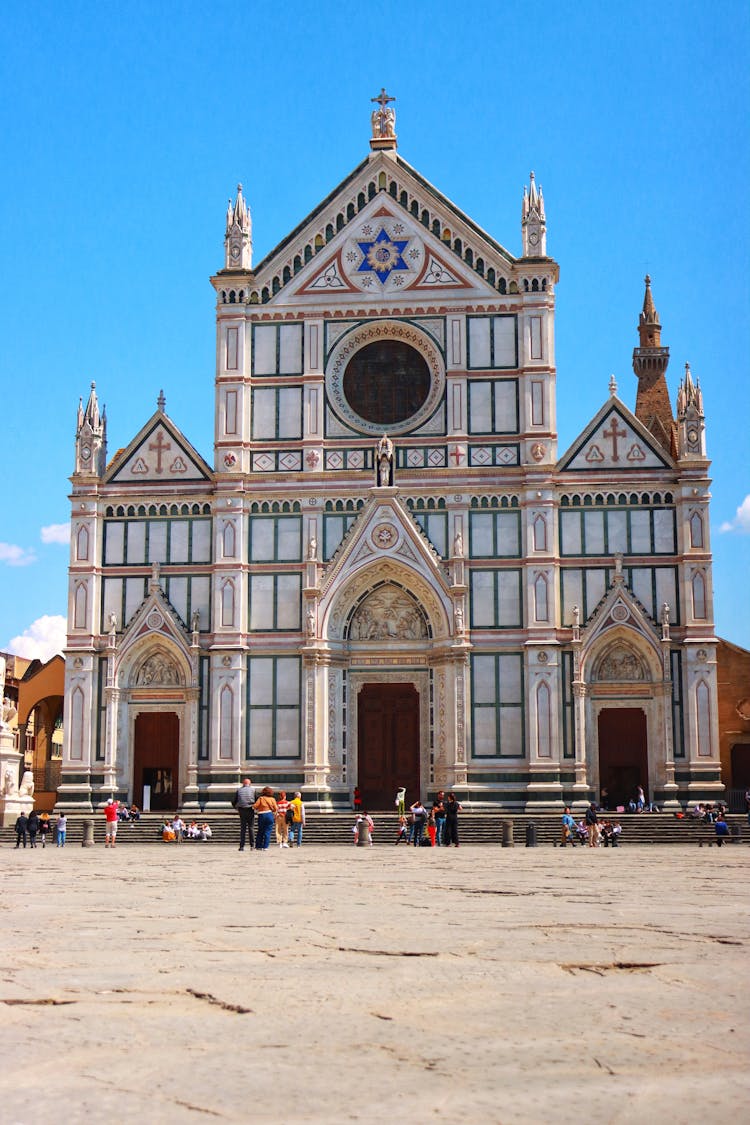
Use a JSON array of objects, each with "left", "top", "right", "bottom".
[{"left": 357, "top": 228, "right": 409, "bottom": 284}]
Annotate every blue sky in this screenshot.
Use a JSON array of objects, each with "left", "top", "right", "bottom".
[{"left": 1, "top": 0, "right": 748, "bottom": 658}]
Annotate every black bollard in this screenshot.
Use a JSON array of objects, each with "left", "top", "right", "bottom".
[
  {"left": 501, "top": 820, "right": 514, "bottom": 848},
  {"left": 525, "top": 821, "right": 537, "bottom": 848},
  {"left": 730, "top": 824, "right": 741, "bottom": 845}
]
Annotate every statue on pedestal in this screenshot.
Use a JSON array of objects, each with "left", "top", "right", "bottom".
[{"left": 377, "top": 434, "right": 394, "bottom": 486}]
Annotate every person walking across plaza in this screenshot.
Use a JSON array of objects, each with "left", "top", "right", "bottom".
[
  {"left": 289, "top": 791, "right": 305, "bottom": 847},
  {"left": 14, "top": 811, "right": 28, "bottom": 849},
  {"left": 55, "top": 812, "right": 67, "bottom": 847},
  {"left": 585, "top": 802, "right": 599, "bottom": 847},
  {"left": 39, "top": 812, "right": 52, "bottom": 847},
  {"left": 27, "top": 810, "right": 40, "bottom": 848},
  {"left": 232, "top": 777, "right": 256, "bottom": 851},
  {"left": 560, "top": 806, "right": 576, "bottom": 846},
  {"left": 253, "top": 787, "right": 278, "bottom": 851},
  {"left": 103, "top": 798, "right": 118, "bottom": 847}
]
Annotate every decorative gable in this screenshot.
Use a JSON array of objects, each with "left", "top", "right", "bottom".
[
  {"left": 319, "top": 491, "right": 451, "bottom": 600},
  {"left": 283, "top": 196, "right": 494, "bottom": 305},
  {"left": 558, "top": 399, "right": 673, "bottom": 473},
  {"left": 112, "top": 571, "right": 199, "bottom": 689},
  {"left": 232, "top": 150, "right": 552, "bottom": 309},
  {"left": 106, "top": 413, "right": 212, "bottom": 486}
]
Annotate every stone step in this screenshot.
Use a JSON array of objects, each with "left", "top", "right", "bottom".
[{"left": 1, "top": 812, "right": 744, "bottom": 847}]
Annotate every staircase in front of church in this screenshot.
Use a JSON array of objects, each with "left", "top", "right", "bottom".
[{"left": 0, "top": 812, "right": 744, "bottom": 848}]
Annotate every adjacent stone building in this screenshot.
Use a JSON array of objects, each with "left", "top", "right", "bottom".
[{"left": 59, "top": 98, "right": 723, "bottom": 812}]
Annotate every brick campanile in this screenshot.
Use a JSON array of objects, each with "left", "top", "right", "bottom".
[{"left": 632, "top": 276, "right": 676, "bottom": 455}]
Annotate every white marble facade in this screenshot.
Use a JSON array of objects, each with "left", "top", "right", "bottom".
[{"left": 59, "top": 107, "right": 722, "bottom": 811}]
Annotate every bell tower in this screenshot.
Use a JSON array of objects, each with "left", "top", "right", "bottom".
[
  {"left": 632, "top": 276, "right": 676, "bottom": 455},
  {"left": 74, "top": 382, "right": 107, "bottom": 477}
]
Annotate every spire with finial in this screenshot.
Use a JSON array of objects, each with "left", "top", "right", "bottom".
[
  {"left": 224, "top": 182, "right": 252, "bottom": 270},
  {"left": 157, "top": 389, "right": 166, "bottom": 414},
  {"left": 522, "top": 171, "right": 546, "bottom": 256},
  {"left": 638, "top": 274, "right": 661, "bottom": 346},
  {"left": 74, "top": 381, "right": 108, "bottom": 477},
  {"left": 677, "top": 362, "right": 706, "bottom": 459},
  {"left": 632, "top": 275, "right": 675, "bottom": 455},
  {"left": 609, "top": 373, "right": 618, "bottom": 397}
]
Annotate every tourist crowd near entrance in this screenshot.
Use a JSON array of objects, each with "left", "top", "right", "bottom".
[{"left": 57, "top": 93, "right": 722, "bottom": 817}]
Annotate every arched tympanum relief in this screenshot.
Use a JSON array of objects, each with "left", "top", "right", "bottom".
[
  {"left": 132, "top": 649, "right": 184, "bottom": 687},
  {"left": 592, "top": 644, "right": 649, "bottom": 683},
  {"left": 346, "top": 584, "right": 428, "bottom": 641}
]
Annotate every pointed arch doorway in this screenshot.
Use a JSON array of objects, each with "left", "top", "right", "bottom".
[
  {"left": 133, "top": 712, "right": 179, "bottom": 810},
  {"left": 357, "top": 683, "right": 420, "bottom": 810}
]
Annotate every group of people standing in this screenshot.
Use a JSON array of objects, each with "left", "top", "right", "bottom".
[
  {"left": 14, "top": 810, "right": 66, "bottom": 848},
  {"left": 394, "top": 789, "right": 462, "bottom": 847},
  {"left": 233, "top": 779, "right": 305, "bottom": 851}
]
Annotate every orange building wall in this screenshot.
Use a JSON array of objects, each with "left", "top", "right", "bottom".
[{"left": 716, "top": 638, "right": 750, "bottom": 791}]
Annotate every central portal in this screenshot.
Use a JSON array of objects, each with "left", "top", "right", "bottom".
[
  {"left": 598, "top": 707, "right": 648, "bottom": 808},
  {"left": 133, "top": 711, "right": 179, "bottom": 810},
  {"left": 357, "top": 683, "right": 420, "bottom": 810}
]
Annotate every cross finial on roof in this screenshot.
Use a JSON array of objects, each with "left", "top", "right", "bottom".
[
  {"left": 157, "top": 389, "right": 166, "bottom": 413},
  {"left": 370, "top": 88, "right": 397, "bottom": 148},
  {"left": 371, "top": 87, "right": 395, "bottom": 111}
]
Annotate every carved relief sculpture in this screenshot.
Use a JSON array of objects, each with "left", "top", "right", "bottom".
[
  {"left": 135, "top": 652, "right": 182, "bottom": 686},
  {"left": 349, "top": 586, "right": 427, "bottom": 641},
  {"left": 595, "top": 646, "right": 647, "bottom": 682}
]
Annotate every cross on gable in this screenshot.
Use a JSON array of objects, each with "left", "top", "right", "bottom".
[
  {"left": 149, "top": 431, "right": 171, "bottom": 474},
  {"left": 602, "top": 417, "right": 626, "bottom": 461}
]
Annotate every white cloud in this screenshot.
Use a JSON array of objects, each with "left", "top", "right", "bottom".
[
  {"left": 0, "top": 542, "right": 37, "bottom": 567},
  {"left": 6, "top": 615, "right": 67, "bottom": 662},
  {"left": 719, "top": 495, "right": 750, "bottom": 534},
  {"left": 41, "top": 523, "right": 71, "bottom": 545}
]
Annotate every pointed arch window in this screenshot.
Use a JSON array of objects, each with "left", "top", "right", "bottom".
[
  {"left": 691, "top": 571, "right": 707, "bottom": 620},
  {"left": 222, "top": 521, "right": 236, "bottom": 558},
  {"left": 221, "top": 580, "right": 235, "bottom": 628},
  {"left": 696, "top": 680, "right": 712, "bottom": 757},
  {"left": 76, "top": 525, "right": 89, "bottom": 561},
  {"left": 689, "top": 511, "right": 704, "bottom": 549},
  {"left": 535, "top": 681, "right": 552, "bottom": 758},
  {"left": 69, "top": 686, "right": 85, "bottom": 761},
  {"left": 219, "top": 684, "right": 235, "bottom": 760},
  {"left": 534, "top": 573, "right": 549, "bottom": 622},
  {"left": 533, "top": 514, "right": 547, "bottom": 552},
  {"left": 74, "top": 583, "right": 88, "bottom": 629}
]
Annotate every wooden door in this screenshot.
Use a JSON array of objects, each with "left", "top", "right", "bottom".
[
  {"left": 357, "top": 683, "right": 420, "bottom": 810},
  {"left": 598, "top": 708, "right": 648, "bottom": 808},
  {"left": 133, "top": 712, "right": 179, "bottom": 810}
]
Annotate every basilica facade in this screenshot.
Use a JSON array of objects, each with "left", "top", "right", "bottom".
[{"left": 59, "top": 99, "right": 722, "bottom": 812}]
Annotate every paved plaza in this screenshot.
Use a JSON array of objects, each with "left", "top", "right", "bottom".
[{"left": 1, "top": 843, "right": 748, "bottom": 1123}]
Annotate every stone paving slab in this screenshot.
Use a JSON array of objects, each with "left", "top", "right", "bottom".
[{"left": 1, "top": 844, "right": 748, "bottom": 1124}]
